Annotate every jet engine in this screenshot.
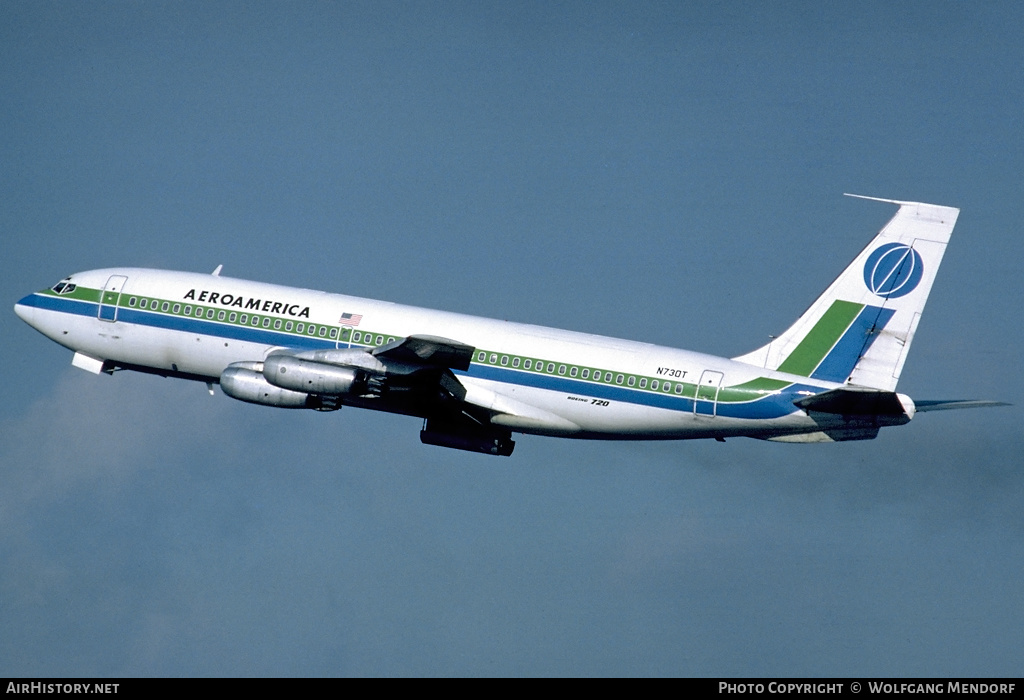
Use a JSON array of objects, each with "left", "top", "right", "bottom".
[
  {"left": 262, "top": 354, "right": 366, "bottom": 396},
  {"left": 220, "top": 361, "right": 336, "bottom": 410}
]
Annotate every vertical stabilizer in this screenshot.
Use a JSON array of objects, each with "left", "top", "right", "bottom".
[{"left": 733, "top": 196, "right": 959, "bottom": 391}]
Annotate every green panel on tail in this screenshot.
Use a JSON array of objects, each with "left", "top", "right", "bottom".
[{"left": 776, "top": 300, "right": 863, "bottom": 377}]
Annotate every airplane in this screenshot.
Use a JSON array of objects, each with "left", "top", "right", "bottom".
[{"left": 14, "top": 195, "right": 1005, "bottom": 456}]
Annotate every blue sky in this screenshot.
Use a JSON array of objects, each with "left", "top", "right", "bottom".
[{"left": 2, "top": 1, "right": 1022, "bottom": 676}]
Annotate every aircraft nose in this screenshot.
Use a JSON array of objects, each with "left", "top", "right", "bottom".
[{"left": 14, "top": 295, "right": 36, "bottom": 326}]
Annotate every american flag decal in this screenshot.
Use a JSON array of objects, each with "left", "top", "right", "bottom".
[{"left": 339, "top": 312, "right": 362, "bottom": 326}]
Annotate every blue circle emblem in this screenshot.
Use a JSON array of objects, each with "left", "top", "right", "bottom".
[{"left": 863, "top": 243, "right": 924, "bottom": 298}]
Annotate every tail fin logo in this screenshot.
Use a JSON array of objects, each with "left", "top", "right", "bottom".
[{"left": 863, "top": 243, "right": 924, "bottom": 298}]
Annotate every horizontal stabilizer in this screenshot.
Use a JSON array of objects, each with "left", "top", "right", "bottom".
[
  {"left": 794, "top": 386, "right": 908, "bottom": 416},
  {"left": 914, "top": 399, "right": 1010, "bottom": 412}
]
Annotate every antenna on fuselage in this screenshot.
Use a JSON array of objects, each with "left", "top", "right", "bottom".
[{"left": 211, "top": 264, "right": 223, "bottom": 276}]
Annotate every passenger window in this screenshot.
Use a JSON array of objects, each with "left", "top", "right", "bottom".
[
  {"left": 558, "top": 365, "right": 566, "bottom": 375},
  {"left": 616, "top": 374, "right": 623, "bottom": 385},
  {"left": 330, "top": 329, "right": 337, "bottom": 339},
  {"left": 273, "top": 319, "right": 281, "bottom": 330},
  {"left": 570, "top": 367, "right": 578, "bottom": 377},
  {"left": 162, "top": 302, "right": 170, "bottom": 312},
  {"left": 173, "top": 304, "right": 181, "bottom": 314},
  {"left": 512, "top": 357, "right": 520, "bottom": 368},
  {"left": 184, "top": 306, "right": 192, "bottom": 315},
  {"left": 547, "top": 363, "right": 555, "bottom": 373},
  {"left": 129, "top": 297, "right": 137, "bottom": 307},
  {"left": 252, "top": 316, "right": 260, "bottom": 326},
  {"left": 652, "top": 380, "right": 659, "bottom": 391},
  {"left": 627, "top": 376, "right": 635, "bottom": 386},
  {"left": 501, "top": 356, "right": 508, "bottom": 366},
  {"left": 206, "top": 309, "right": 214, "bottom": 319},
  {"left": 478, "top": 351, "right": 486, "bottom": 362},
  {"left": 320, "top": 327, "right": 327, "bottom": 337},
  {"left": 674, "top": 383, "right": 683, "bottom": 394},
  {"left": 219, "top": 311, "right": 227, "bottom": 321},
  {"left": 375, "top": 335, "right": 383, "bottom": 345},
  {"left": 353, "top": 331, "right": 361, "bottom": 342},
  {"left": 295, "top": 322, "right": 303, "bottom": 333},
  {"left": 639, "top": 378, "right": 647, "bottom": 389},
  {"left": 490, "top": 354, "right": 497, "bottom": 363},
  {"left": 285, "top": 321, "right": 293, "bottom": 331},
  {"left": 605, "top": 372, "right": 613, "bottom": 382},
  {"left": 262, "top": 318, "right": 270, "bottom": 328},
  {"left": 524, "top": 359, "right": 532, "bottom": 370},
  {"left": 582, "top": 369, "right": 590, "bottom": 379},
  {"left": 240, "top": 314, "right": 247, "bottom": 324}
]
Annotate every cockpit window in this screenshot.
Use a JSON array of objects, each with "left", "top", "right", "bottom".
[{"left": 50, "top": 279, "right": 76, "bottom": 295}]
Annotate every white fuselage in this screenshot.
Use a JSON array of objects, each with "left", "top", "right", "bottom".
[{"left": 16, "top": 267, "right": 851, "bottom": 442}]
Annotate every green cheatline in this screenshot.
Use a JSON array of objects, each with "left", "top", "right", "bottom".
[{"left": 40, "top": 285, "right": 796, "bottom": 404}]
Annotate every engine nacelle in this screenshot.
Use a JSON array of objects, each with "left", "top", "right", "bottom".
[
  {"left": 263, "top": 354, "right": 365, "bottom": 396},
  {"left": 220, "top": 362, "right": 331, "bottom": 409}
]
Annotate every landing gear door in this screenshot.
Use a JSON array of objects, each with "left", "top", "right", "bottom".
[
  {"left": 98, "top": 275, "right": 128, "bottom": 322},
  {"left": 695, "top": 370, "right": 724, "bottom": 416}
]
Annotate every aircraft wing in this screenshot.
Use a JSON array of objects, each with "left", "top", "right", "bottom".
[
  {"left": 372, "top": 334, "right": 475, "bottom": 371},
  {"left": 260, "top": 334, "right": 577, "bottom": 455},
  {"left": 370, "top": 335, "right": 578, "bottom": 439}
]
